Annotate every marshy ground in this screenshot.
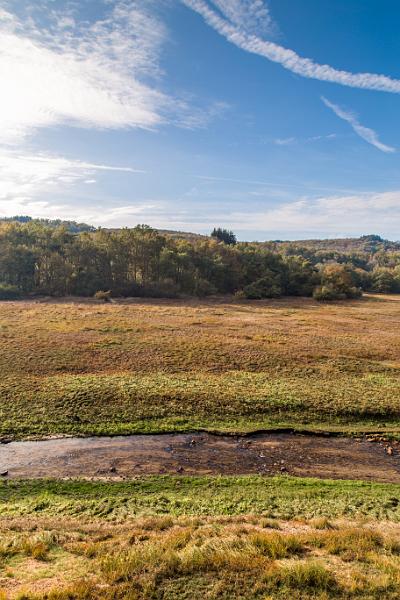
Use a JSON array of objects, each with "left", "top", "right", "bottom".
[{"left": 1, "top": 432, "right": 400, "bottom": 483}]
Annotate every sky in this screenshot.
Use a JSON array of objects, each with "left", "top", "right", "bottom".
[{"left": 1, "top": 0, "right": 400, "bottom": 240}]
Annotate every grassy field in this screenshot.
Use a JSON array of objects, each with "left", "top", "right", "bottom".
[
  {"left": 1, "top": 477, "right": 400, "bottom": 598},
  {"left": 1, "top": 294, "right": 400, "bottom": 438},
  {"left": 3, "top": 296, "right": 400, "bottom": 597}
]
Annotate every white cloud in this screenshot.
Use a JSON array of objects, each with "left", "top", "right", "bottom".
[
  {"left": 306, "top": 133, "right": 337, "bottom": 142},
  {"left": 182, "top": 0, "right": 400, "bottom": 94},
  {"left": 274, "top": 137, "right": 296, "bottom": 146},
  {"left": 0, "top": 0, "right": 230, "bottom": 217},
  {"left": 0, "top": 198, "right": 160, "bottom": 227},
  {"left": 321, "top": 97, "right": 395, "bottom": 153},
  {"left": 0, "top": 1, "right": 224, "bottom": 144},
  {"left": 210, "top": 0, "right": 276, "bottom": 36},
  {"left": 4, "top": 184, "right": 400, "bottom": 238},
  {"left": 0, "top": 151, "right": 143, "bottom": 205},
  {"left": 97, "top": 189, "right": 400, "bottom": 238},
  {"left": 226, "top": 191, "right": 400, "bottom": 236},
  {"left": 0, "top": 1, "right": 172, "bottom": 143}
]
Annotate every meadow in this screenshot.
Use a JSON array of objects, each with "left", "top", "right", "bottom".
[
  {"left": 1, "top": 294, "right": 400, "bottom": 438},
  {"left": 1, "top": 476, "right": 400, "bottom": 598},
  {"left": 2, "top": 295, "right": 400, "bottom": 597}
]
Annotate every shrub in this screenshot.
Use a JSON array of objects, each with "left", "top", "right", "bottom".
[
  {"left": 283, "top": 255, "right": 317, "bottom": 296},
  {"left": 314, "top": 263, "right": 363, "bottom": 301},
  {"left": 313, "top": 284, "right": 362, "bottom": 301},
  {"left": 371, "top": 267, "right": 398, "bottom": 293},
  {"left": 313, "top": 264, "right": 362, "bottom": 301},
  {"left": 243, "top": 274, "right": 282, "bottom": 299},
  {"left": 193, "top": 278, "right": 217, "bottom": 298},
  {"left": 0, "top": 283, "right": 21, "bottom": 300},
  {"left": 313, "top": 285, "right": 345, "bottom": 301},
  {"left": 94, "top": 290, "right": 112, "bottom": 302}
]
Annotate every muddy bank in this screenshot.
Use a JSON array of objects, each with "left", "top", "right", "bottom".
[{"left": 1, "top": 432, "right": 400, "bottom": 483}]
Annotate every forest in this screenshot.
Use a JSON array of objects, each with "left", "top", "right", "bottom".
[{"left": 1, "top": 218, "right": 400, "bottom": 300}]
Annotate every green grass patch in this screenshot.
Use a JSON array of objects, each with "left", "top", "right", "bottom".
[
  {"left": 1, "top": 476, "right": 400, "bottom": 521},
  {"left": 1, "top": 371, "right": 400, "bottom": 438},
  {"left": 1, "top": 297, "right": 400, "bottom": 438}
]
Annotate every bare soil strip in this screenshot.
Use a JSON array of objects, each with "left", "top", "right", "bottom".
[{"left": 1, "top": 432, "right": 400, "bottom": 482}]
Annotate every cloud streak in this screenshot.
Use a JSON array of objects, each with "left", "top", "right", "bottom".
[
  {"left": 0, "top": 151, "right": 143, "bottom": 204},
  {"left": 210, "top": 0, "right": 276, "bottom": 36},
  {"left": 321, "top": 97, "right": 395, "bottom": 153},
  {"left": 182, "top": 0, "right": 400, "bottom": 94}
]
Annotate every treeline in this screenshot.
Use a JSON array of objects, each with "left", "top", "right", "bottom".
[
  {"left": 0, "top": 221, "right": 400, "bottom": 300},
  {"left": 1, "top": 216, "right": 95, "bottom": 233}
]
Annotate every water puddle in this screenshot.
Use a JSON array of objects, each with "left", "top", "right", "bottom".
[{"left": 0, "top": 432, "right": 399, "bottom": 482}]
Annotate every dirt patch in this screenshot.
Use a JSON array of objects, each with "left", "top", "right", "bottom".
[{"left": 1, "top": 433, "right": 400, "bottom": 482}]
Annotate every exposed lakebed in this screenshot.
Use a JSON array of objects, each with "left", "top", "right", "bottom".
[{"left": 1, "top": 432, "right": 400, "bottom": 483}]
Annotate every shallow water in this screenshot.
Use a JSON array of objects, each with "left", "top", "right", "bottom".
[{"left": 1, "top": 432, "right": 399, "bottom": 482}]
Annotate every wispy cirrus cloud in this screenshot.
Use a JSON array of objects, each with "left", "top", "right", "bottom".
[
  {"left": 273, "top": 137, "right": 296, "bottom": 146},
  {"left": 181, "top": 0, "right": 400, "bottom": 94},
  {"left": 321, "top": 97, "right": 395, "bottom": 153},
  {"left": 0, "top": 0, "right": 225, "bottom": 144},
  {"left": 0, "top": 1, "right": 169, "bottom": 143},
  {"left": 0, "top": 151, "right": 143, "bottom": 204},
  {"left": 210, "top": 0, "right": 277, "bottom": 36},
  {"left": 0, "top": 0, "right": 230, "bottom": 216}
]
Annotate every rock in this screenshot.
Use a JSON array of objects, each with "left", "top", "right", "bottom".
[
  {"left": 0, "top": 470, "right": 8, "bottom": 477},
  {"left": 189, "top": 439, "right": 196, "bottom": 447},
  {"left": 110, "top": 466, "right": 117, "bottom": 473},
  {"left": 177, "top": 466, "right": 184, "bottom": 473},
  {"left": 280, "top": 466, "right": 287, "bottom": 473},
  {"left": 387, "top": 447, "right": 394, "bottom": 456}
]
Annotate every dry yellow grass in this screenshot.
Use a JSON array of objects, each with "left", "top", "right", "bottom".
[{"left": 1, "top": 515, "right": 400, "bottom": 599}]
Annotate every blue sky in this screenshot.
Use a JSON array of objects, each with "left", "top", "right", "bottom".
[{"left": 1, "top": 0, "right": 400, "bottom": 240}]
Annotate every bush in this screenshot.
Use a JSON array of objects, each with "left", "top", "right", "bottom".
[
  {"left": 283, "top": 255, "right": 316, "bottom": 296},
  {"left": 313, "top": 285, "right": 362, "bottom": 301},
  {"left": 0, "top": 283, "right": 21, "bottom": 300},
  {"left": 312, "top": 286, "right": 343, "bottom": 301},
  {"left": 314, "top": 263, "right": 363, "bottom": 301},
  {"left": 243, "top": 274, "right": 282, "bottom": 299},
  {"left": 234, "top": 290, "right": 247, "bottom": 300},
  {"left": 371, "top": 267, "right": 398, "bottom": 293},
  {"left": 193, "top": 278, "right": 217, "bottom": 298},
  {"left": 94, "top": 290, "right": 112, "bottom": 302}
]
